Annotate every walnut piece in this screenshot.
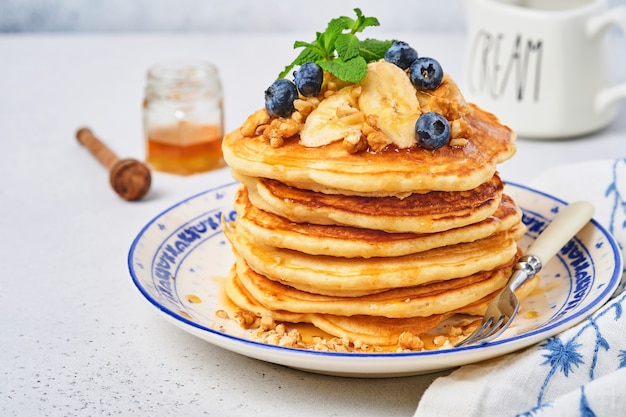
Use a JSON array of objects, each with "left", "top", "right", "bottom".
[
  {"left": 366, "top": 131, "right": 392, "bottom": 152},
  {"left": 262, "top": 117, "right": 300, "bottom": 147},
  {"left": 234, "top": 310, "right": 258, "bottom": 328},
  {"left": 450, "top": 118, "right": 473, "bottom": 143},
  {"left": 241, "top": 108, "right": 270, "bottom": 137},
  {"left": 294, "top": 97, "right": 319, "bottom": 117},
  {"left": 398, "top": 331, "right": 425, "bottom": 350},
  {"left": 343, "top": 134, "right": 368, "bottom": 153}
]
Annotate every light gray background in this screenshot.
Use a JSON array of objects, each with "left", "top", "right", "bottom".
[
  {"left": 4, "top": 0, "right": 625, "bottom": 33},
  {"left": 0, "top": 0, "right": 470, "bottom": 33},
  {"left": 5, "top": 0, "right": 626, "bottom": 34}
]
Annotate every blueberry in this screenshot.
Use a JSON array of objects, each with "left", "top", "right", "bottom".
[
  {"left": 415, "top": 112, "right": 450, "bottom": 150},
  {"left": 410, "top": 57, "right": 444, "bottom": 90},
  {"left": 265, "top": 79, "right": 298, "bottom": 117},
  {"left": 294, "top": 62, "right": 323, "bottom": 97},
  {"left": 384, "top": 41, "right": 419, "bottom": 70}
]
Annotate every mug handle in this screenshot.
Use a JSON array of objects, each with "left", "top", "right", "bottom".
[{"left": 587, "top": 6, "right": 626, "bottom": 112}]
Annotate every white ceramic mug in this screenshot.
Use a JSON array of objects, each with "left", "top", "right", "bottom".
[{"left": 463, "top": 0, "right": 626, "bottom": 139}]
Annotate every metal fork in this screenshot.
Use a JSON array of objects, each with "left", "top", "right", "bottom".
[{"left": 455, "top": 200, "right": 595, "bottom": 347}]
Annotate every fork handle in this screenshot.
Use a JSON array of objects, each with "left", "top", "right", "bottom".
[{"left": 526, "top": 200, "right": 595, "bottom": 267}]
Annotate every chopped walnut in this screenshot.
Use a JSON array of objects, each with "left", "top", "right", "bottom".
[
  {"left": 363, "top": 114, "right": 380, "bottom": 132},
  {"left": 275, "top": 323, "right": 287, "bottom": 335},
  {"left": 281, "top": 118, "right": 301, "bottom": 136},
  {"left": 356, "top": 114, "right": 391, "bottom": 151},
  {"left": 431, "top": 97, "right": 457, "bottom": 121},
  {"left": 334, "top": 343, "right": 350, "bottom": 353},
  {"left": 251, "top": 316, "right": 307, "bottom": 349},
  {"left": 432, "top": 335, "right": 449, "bottom": 347},
  {"left": 325, "top": 79, "right": 341, "bottom": 93},
  {"left": 366, "top": 131, "right": 392, "bottom": 152},
  {"left": 255, "top": 124, "right": 268, "bottom": 136},
  {"left": 260, "top": 315, "right": 275, "bottom": 331},
  {"left": 234, "top": 310, "right": 258, "bottom": 328},
  {"left": 265, "top": 333, "right": 281, "bottom": 345},
  {"left": 266, "top": 131, "right": 284, "bottom": 147},
  {"left": 449, "top": 138, "right": 469, "bottom": 147},
  {"left": 341, "top": 128, "right": 366, "bottom": 153},
  {"left": 448, "top": 325, "right": 464, "bottom": 337},
  {"left": 262, "top": 117, "right": 300, "bottom": 147},
  {"left": 241, "top": 108, "right": 271, "bottom": 137},
  {"left": 278, "top": 334, "right": 298, "bottom": 347},
  {"left": 343, "top": 134, "right": 368, "bottom": 153},
  {"left": 226, "top": 307, "right": 477, "bottom": 353},
  {"left": 418, "top": 77, "right": 467, "bottom": 121},
  {"left": 290, "top": 111, "right": 304, "bottom": 125},
  {"left": 450, "top": 118, "right": 473, "bottom": 141},
  {"left": 398, "top": 331, "right": 425, "bottom": 350},
  {"left": 293, "top": 98, "right": 319, "bottom": 118}
]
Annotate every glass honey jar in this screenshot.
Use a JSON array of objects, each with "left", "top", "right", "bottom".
[{"left": 143, "top": 61, "right": 224, "bottom": 175}]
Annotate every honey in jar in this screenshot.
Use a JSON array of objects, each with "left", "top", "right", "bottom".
[{"left": 143, "top": 61, "right": 224, "bottom": 175}]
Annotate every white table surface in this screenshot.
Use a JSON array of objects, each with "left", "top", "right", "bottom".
[{"left": 1, "top": 32, "right": 624, "bottom": 417}]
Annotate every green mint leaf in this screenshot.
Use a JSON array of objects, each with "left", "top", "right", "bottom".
[
  {"left": 354, "top": 17, "right": 380, "bottom": 33},
  {"left": 278, "top": 47, "right": 323, "bottom": 79},
  {"left": 350, "top": 8, "right": 364, "bottom": 32},
  {"left": 335, "top": 33, "right": 360, "bottom": 61},
  {"left": 293, "top": 40, "right": 326, "bottom": 61},
  {"left": 318, "top": 56, "right": 368, "bottom": 83},
  {"left": 350, "top": 8, "right": 379, "bottom": 34},
  {"left": 278, "top": 9, "right": 391, "bottom": 82},
  {"left": 334, "top": 16, "right": 356, "bottom": 31},
  {"left": 294, "top": 40, "right": 314, "bottom": 49},
  {"left": 359, "top": 38, "right": 395, "bottom": 62},
  {"left": 320, "top": 18, "right": 348, "bottom": 56}
]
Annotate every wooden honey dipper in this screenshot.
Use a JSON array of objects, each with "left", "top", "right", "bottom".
[{"left": 76, "top": 127, "right": 152, "bottom": 201}]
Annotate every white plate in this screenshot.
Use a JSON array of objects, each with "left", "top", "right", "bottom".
[{"left": 128, "top": 182, "right": 623, "bottom": 378}]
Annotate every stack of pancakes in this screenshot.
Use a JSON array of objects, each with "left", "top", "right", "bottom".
[{"left": 221, "top": 64, "right": 537, "bottom": 350}]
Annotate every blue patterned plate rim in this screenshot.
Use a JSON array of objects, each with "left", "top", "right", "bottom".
[{"left": 127, "top": 181, "right": 623, "bottom": 377}]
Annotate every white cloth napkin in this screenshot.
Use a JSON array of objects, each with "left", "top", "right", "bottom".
[{"left": 415, "top": 159, "right": 626, "bottom": 417}]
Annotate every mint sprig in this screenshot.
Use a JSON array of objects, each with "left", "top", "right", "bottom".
[{"left": 278, "top": 8, "right": 394, "bottom": 83}]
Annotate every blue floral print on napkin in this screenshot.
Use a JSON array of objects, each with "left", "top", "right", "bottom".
[
  {"left": 606, "top": 159, "right": 626, "bottom": 295},
  {"left": 415, "top": 159, "right": 626, "bottom": 417},
  {"left": 517, "top": 290, "right": 626, "bottom": 416}
]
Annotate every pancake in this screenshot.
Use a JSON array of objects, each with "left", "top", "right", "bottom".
[
  {"left": 223, "top": 104, "right": 516, "bottom": 195},
  {"left": 239, "top": 173, "right": 504, "bottom": 234},
  {"left": 225, "top": 266, "right": 444, "bottom": 347},
  {"left": 234, "top": 186, "right": 523, "bottom": 258},
  {"left": 224, "top": 222, "right": 522, "bottom": 296},
  {"left": 224, "top": 266, "right": 540, "bottom": 348},
  {"left": 233, "top": 254, "right": 518, "bottom": 318}
]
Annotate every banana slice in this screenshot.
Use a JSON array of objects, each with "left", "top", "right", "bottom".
[
  {"left": 358, "top": 61, "right": 422, "bottom": 149},
  {"left": 300, "top": 86, "right": 363, "bottom": 148}
]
